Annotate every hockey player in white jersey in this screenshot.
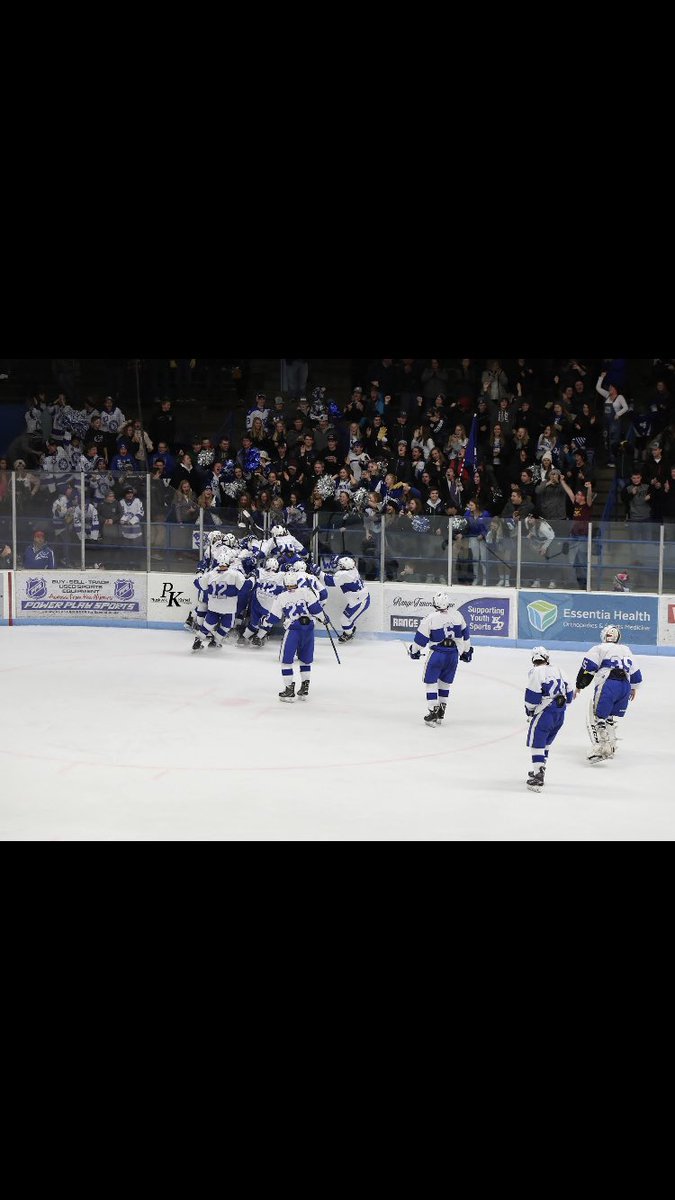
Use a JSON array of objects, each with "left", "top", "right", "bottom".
[
  {"left": 185, "top": 530, "right": 223, "bottom": 632},
  {"left": 261, "top": 524, "right": 307, "bottom": 564},
  {"left": 192, "top": 549, "right": 252, "bottom": 650},
  {"left": 320, "top": 556, "right": 371, "bottom": 643},
  {"left": 237, "top": 556, "right": 285, "bottom": 647},
  {"left": 574, "top": 625, "right": 643, "bottom": 762},
  {"left": 524, "top": 647, "right": 573, "bottom": 790},
  {"left": 265, "top": 571, "right": 327, "bottom": 701},
  {"left": 408, "top": 592, "right": 473, "bottom": 726}
]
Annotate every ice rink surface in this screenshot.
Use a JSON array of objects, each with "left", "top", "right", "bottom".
[{"left": 1, "top": 626, "right": 673, "bottom": 841}]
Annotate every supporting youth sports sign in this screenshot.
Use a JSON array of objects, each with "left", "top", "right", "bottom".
[
  {"left": 384, "top": 585, "right": 512, "bottom": 638},
  {"left": 15, "top": 572, "right": 147, "bottom": 622}
]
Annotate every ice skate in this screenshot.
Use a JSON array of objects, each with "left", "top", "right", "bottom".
[
  {"left": 437, "top": 702, "right": 447, "bottom": 722},
  {"left": 527, "top": 766, "right": 546, "bottom": 790},
  {"left": 191, "top": 637, "right": 204, "bottom": 652},
  {"left": 297, "top": 680, "right": 310, "bottom": 701},
  {"left": 249, "top": 634, "right": 265, "bottom": 648},
  {"left": 424, "top": 705, "right": 442, "bottom": 727},
  {"left": 184, "top": 612, "right": 195, "bottom": 631},
  {"left": 207, "top": 636, "right": 222, "bottom": 650},
  {"left": 279, "top": 682, "right": 296, "bottom": 703},
  {"left": 338, "top": 629, "right": 355, "bottom": 644}
]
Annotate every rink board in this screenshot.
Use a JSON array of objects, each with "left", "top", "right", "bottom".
[{"left": 4, "top": 570, "right": 675, "bottom": 649}]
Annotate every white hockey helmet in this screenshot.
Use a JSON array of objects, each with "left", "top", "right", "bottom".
[
  {"left": 221, "top": 532, "right": 238, "bottom": 549},
  {"left": 601, "top": 625, "right": 621, "bottom": 643},
  {"left": 283, "top": 571, "right": 299, "bottom": 589},
  {"left": 531, "top": 646, "right": 550, "bottom": 664},
  {"left": 271, "top": 524, "right": 287, "bottom": 538},
  {"left": 337, "top": 556, "right": 356, "bottom": 571},
  {"left": 265, "top": 556, "right": 280, "bottom": 572},
  {"left": 208, "top": 530, "right": 224, "bottom": 546},
  {"left": 432, "top": 591, "right": 451, "bottom": 611},
  {"left": 215, "top": 548, "right": 235, "bottom": 567},
  {"left": 288, "top": 560, "right": 306, "bottom": 573}
]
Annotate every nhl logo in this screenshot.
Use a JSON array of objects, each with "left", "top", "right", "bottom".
[
  {"left": 114, "top": 579, "right": 135, "bottom": 601},
  {"left": 26, "top": 577, "right": 48, "bottom": 599}
]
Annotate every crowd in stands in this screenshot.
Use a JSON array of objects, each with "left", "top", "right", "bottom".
[{"left": 2, "top": 358, "right": 675, "bottom": 584}]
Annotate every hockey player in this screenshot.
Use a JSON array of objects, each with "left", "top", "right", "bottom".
[
  {"left": 192, "top": 549, "right": 252, "bottom": 650},
  {"left": 320, "top": 555, "right": 371, "bottom": 643},
  {"left": 185, "top": 530, "right": 223, "bottom": 633},
  {"left": 524, "top": 647, "right": 573, "bottom": 790},
  {"left": 408, "top": 592, "right": 473, "bottom": 726},
  {"left": 261, "top": 524, "right": 307, "bottom": 564},
  {"left": 267, "top": 570, "right": 327, "bottom": 702},
  {"left": 237, "top": 555, "right": 285, "bottom": 647},
  {"left": 575, "top": 625, "right": 643, "bottom": 762}
]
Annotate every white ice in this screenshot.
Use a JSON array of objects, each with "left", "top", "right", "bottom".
[{"left": 1, "top": 626, "right": 673, "bottom": 841}]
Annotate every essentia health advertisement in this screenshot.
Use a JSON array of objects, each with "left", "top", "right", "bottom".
[{"left": 519, "top": 591, "right": 658, "bottom": 645}]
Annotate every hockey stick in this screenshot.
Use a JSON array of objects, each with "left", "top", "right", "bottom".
[{"left": 321, "top": 612, "right": 341, "bottom": 665}]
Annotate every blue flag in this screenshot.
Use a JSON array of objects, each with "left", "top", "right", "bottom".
[{"left": 465, "top": 413, "right": 478, "bottom": 472}]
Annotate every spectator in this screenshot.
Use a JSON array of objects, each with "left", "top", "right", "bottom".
[
  {"left": 535, "top": 466, "right": 569, "bottom": 523},
  {"left": 395, "top": 361, "right": 421, "bottom": 415},
  {"left": 596, "top": 370, "right": 629, "bottom": 464},
  {"left": 23, "top": 528, "right": 56, "bottom": 570},
  {"left": 662, "top": 467, "right": 675, "bottom": 524},
  {"left": 169, "top": 478, "right": 199, "bottom": 526},
  {"left": 284, "top": 359, "right": 309, "bottom": 401},
  {"left": 99, "top": 395, "right": 127, "bottom": 436},
  {"left": 119, "top": 485, "right": 145, "bottom": 562},
  {"left": 13, "top": 459, "right": 41, "bottom": 514},
  {"left": 148, "top": 398, "right": 176, "bottom": 451},
  {"left": 149, "top": 440, "right": 176, "bottom": 477},
  {"left": 565, "top": 480, "right": 596, "bottom": 590},
  {"left": 463, "top": 498, "right": 491, "bottom": 586},
  {"left": 52, "top": 483, "right": 78, "bottom": 567},
  {"left": 246, "top": 393, "right": 271, "bottom": 433},
  {"left": 110, "top": 442, "right": 138, "bottom": 474},
  {"left": 621, "top": 469, "right": 651, "bottom": 526},
  {"left": 84, "top": 416, "right": 112, "bottom": 463},
  {"left": 499, "top": 485, "right": 534, "bottom": 587},
  {"left": 481, "top": 359, "right": 510, "bottom": 403},
  {"left": 523, "top": 514, "right": 557, "bottom": 588}
]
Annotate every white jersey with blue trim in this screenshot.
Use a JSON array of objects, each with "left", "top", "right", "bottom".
[
  {"left": 269, "top": 586, "right": 323, "bottom": 627},
  {"left": 524, "top": 663, "right": 573, "bottom": 716},
  {"left": 297, "top": 573, "right": 328, "bottom": 605},
  {"left": 202, "top": 564, "right": 247, "bottom": 613},
  {"left": 321, "top": 564, "right": 370, "bottom": 600},
  {"left": 413, "top": 606, "right": 470, "bottom": 652},
  {"left": 261, "top": 532, "right": 305, "bottom": 560},
  {"left": 581, "top": 643, "right": 643, "bottom": 690}
]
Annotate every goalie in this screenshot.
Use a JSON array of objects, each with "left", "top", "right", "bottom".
[{"left": 574, "top": 625, "right": 643, "bottom": 763}]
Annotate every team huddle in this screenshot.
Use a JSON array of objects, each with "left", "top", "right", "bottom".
[{"left": 184, "top": 525, "right": 371, "bottom": 702}]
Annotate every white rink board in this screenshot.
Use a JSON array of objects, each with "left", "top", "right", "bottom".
[
  {"left": 14, "top": 572, "right": 147, "bottom": 622},
  {"left": 148, "top": 573, "right": 196, "bottom": 625},
  {"left": 658, "top": 597, "right": 675, "bottom": 644}
]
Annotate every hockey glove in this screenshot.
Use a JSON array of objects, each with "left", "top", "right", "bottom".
[
  {"left": 460, "top": 647, "right": 474, "bottom": 663},
  {"left": 576, "top": 668, "right": 594, "bottom": 691},
  {"left": 408, "top": 646, "right": 421, "bottom": 659}
]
